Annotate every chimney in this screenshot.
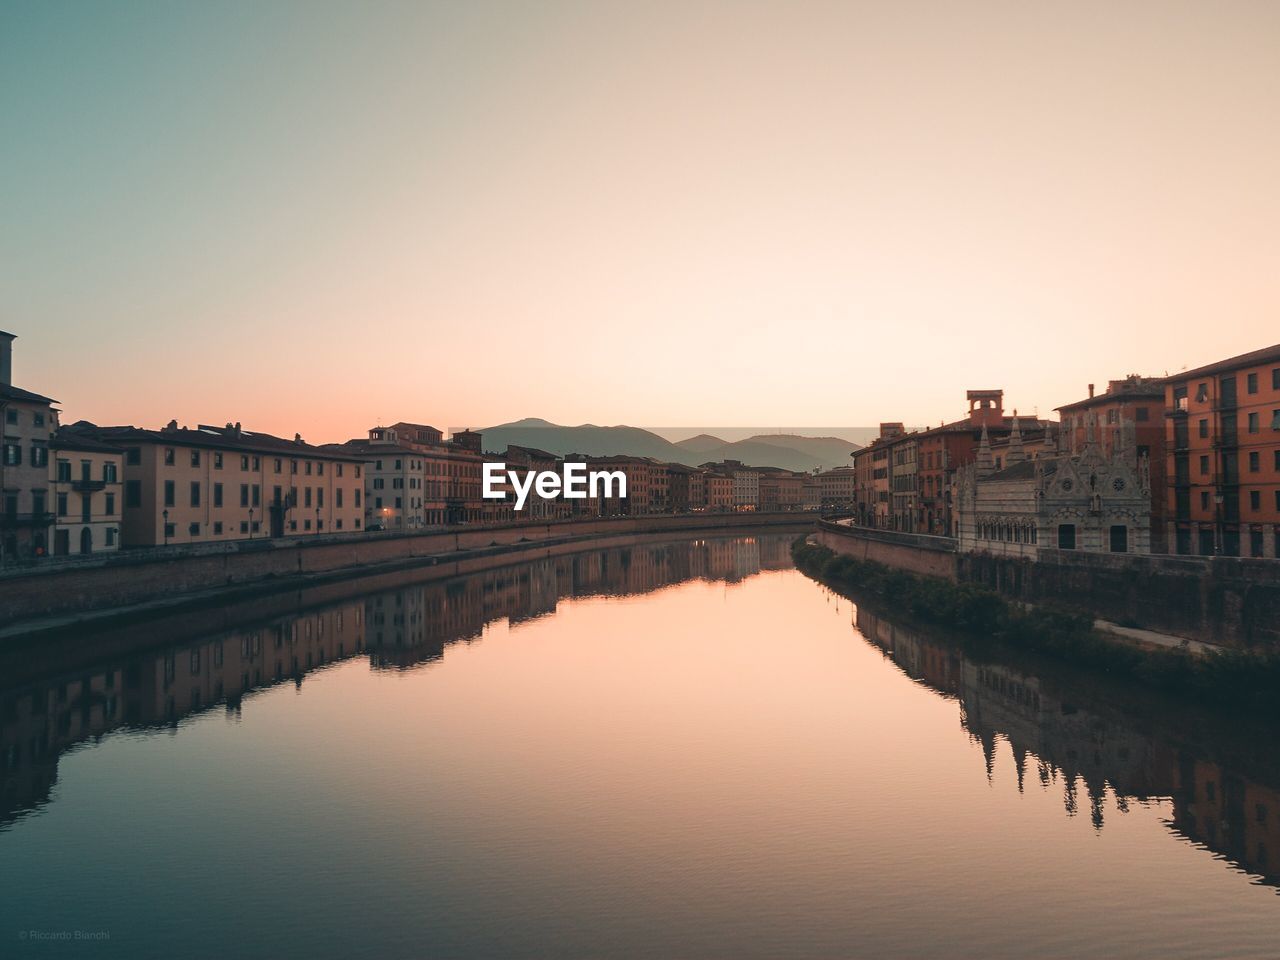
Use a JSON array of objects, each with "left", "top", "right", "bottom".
[
  {"left": 0, "top": 330, "right": 14, "bottom": 387},
  {"left": 1088, "top": 383, "right": 1095, "bottom": 398}
]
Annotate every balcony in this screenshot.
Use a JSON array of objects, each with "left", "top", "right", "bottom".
[
  {"left": 0, "top": 511, "right": 55, "bottom": 529},
  {"left": 71, "top": 479, "right": 107, "bottom": 493}
]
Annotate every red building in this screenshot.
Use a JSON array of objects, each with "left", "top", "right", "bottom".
[{"left": 1164, "top": 344, "right": 1280, "bottom": 558}]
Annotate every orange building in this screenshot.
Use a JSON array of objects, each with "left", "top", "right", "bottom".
[{"left": 1165, "top": 344, "right": 1280, "bottom": 558}]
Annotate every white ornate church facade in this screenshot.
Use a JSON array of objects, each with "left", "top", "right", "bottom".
[{"left": 955, "top": 416, "right": 1153, "bottom": 558}]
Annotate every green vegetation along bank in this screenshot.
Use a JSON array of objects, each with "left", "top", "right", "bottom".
[{"left": 792, "top": 537, "right": 1280, "bottom": 717}]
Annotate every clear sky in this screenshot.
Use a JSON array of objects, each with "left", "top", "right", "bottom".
[{"left": 2, "top": 0, "right": 1277, "bottom": 442}]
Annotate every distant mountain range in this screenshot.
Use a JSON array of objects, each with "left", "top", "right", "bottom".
[{"left": 479, "top": 419, "right": 862, "bottom": 472}]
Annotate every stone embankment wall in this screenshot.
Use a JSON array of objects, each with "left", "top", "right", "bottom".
[
  {"left": 2, "top": 513, "right": 808, "bottom": 627},
  {"left": 814, "top": 521, "right": 1280, "bottom": 650},
  {"left": 814, "top": 523, "right": 958, "bottom": 581}
]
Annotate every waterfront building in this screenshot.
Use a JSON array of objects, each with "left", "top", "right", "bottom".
[
  {"left": 889, "top": 434, "right": 920, "bottom": 531},
  {"left": 50, "top": 427, "right": 123, "bottom": 555},
  {"left": 71, "top": 421, "right": 365, "bottom": 546},
  {"left": 1056, "top": 376, "right": 1168, "bottom": 551},
  {"left": 666, "top": 463, "right": 694, "bottom": 514},
  {"left": 0, "top": 332, "right": 56, "bottom": 564},
  {"left": 731, "top": 465, "right": 760, "bottom": 512},
  {"left": 327, "top": 426, "right": 429, "bottom": 531},
  {"left": 704, "top": 472, "right": 734, "bottom": 512},
  {"left": 391, "top": 425, "right": 497, "bottom": 524},
  {"left": 1163, "top": 344, "right": 1280, "bottom": 558},
  {"left": 758, "top": 469, "right": 804, "bottom": 511},
  {"left": 817, "top": 466, "right": 857, "bottom": 512},
  {"left": 955, "top": 418, "right": 1152, "bottom": 557},
  {"left": 801, "top": 474, "right": 822, "bottom": 512},
  {"left": 504, "top": 445, "right": 569, "bottom": 521}
]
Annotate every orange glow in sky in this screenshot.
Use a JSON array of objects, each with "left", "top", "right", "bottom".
[{"left": 3, "top": 2, "right": 1277, "bottom": 442}]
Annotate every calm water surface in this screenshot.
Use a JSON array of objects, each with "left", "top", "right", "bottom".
[{"left": 3, "top": 533, "right": 1279, "bottom": 959}]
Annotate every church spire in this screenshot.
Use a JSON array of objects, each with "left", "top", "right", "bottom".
[
  {"left": 976, "top": 423, "right": 995, "bottom": 477},
  {"left": 1006, "top": 414, "right": 1025, "bottom": 465}
]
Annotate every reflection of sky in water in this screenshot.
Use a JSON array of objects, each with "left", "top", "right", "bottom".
[{"left": 2, "top": 535, "right": 1279, "bottom": 959}]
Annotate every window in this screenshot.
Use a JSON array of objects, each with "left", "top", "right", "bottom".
[
  {"left": 1136, "top": 407, "right": 1149, "bottom": 421},
  {"left": 214, "top": 521, "right": 224, "bottom": 535},
  {"left": 105, "top": 493, "right": 115, "bottom": 515},
  {"left": 1274, "top": 368, "right": 1280, "bottom": 390},
  {"left": 126, "top": 447, "right": 141, "bottom": 465},
  {"left": 252, "top": 484, "right": 260, "bottom": 507},
  {"left": 164, "top": 480, "right": 175, "bottom": 507},
  {"left": 251, "top": 521, "right": 260, "bottom": 533},
  {"left": 1247, "top": 372, "right": 1259, "bottom": 394},
  {"left": 1250, "top": 490, "right": 1261, "bottom": 510},
  {"left": 240, "top": 521, "right": 249, "bottom": 534},
  {"left": 214, "top": 483, "right": 223, "bottom": 507},
  {"left": 2, "top": 443, "right": 19, "bottom": 466},
  {"left": 1199, "top": 455, "right": 1209, "bottom": 475},
  {"left": 31, "top": 445, "right": 47, "bottom": 467},
  {"left": 1249, "top": 452, "right": 1260, "bottom": 472},
  {"left": 291, "top": 460, "right": 298, "bottom": 474},
  {"left": 106, "top": 528, "right": 116, "bottom": 546},
  {"left": 1271, "top": 409, "right": 1280, "bottom": 430},
  {"left": 103, "top": 462, "right": 117, "bottom": 483},
  {"left": 240, "top": 484, "right": 249, "bottom": 507},
  {"left": 1198, "top": 419, "right": 1209, "bottom": 438},
  {"left": 355, "top": 489, "right": 361, "bottom": 507},
  {"left": 317, "top": 462, "right": 324, "bottom": 475},
  {"left": 336, "top": 488, "right": 343, "bottom": 508},
  {"left": 304, "top": 487, "right": 312, "bottom": 508},
  {"left": 1057, "top": 524, "right": 1076, "bottom": 550},
  {"left": 1248, "top": 412, "right": 1259, "bottom": 433},
  {"left": 252, "top": 456, "right": 260, "bottom": 470},
  {"left": 337, "top": 463, "right": 344, "bottom": 477},
  {"left": 1200, "top": 491, "right": 1210, "bottom": 510},
  {"left": 190, "top": 450, "right": 200, "bottom": 467},
  {"left": 32, "top": 491, "right": 45, "bottom": 517},
  {"left": 57, "top": 459, "right": 72, "bottom": 482},
  {"left": 164, "top": 448, "right": 175, "bottom": 465},
  {"left": 3, "top": 409, "right": 15, "bottom": 424},
  {"left": 164, "top": 523, "right": 176, "bottom": 539},
  {"left": 190, "top": 481, "right": 200, "bottom": 507},
  {"left": 304, "top": 519, "right": 311, "bottom": 531},
  {"left": 1250, "top": 527, "right": 1264, "bottom": 557},
  {"left": 274, "top": 458, "right": 282, "bottom": 473},
  {"left": 317, "top": 488, "right": 324, "bottom": 508},
  {"left": 214, "top": 452, "right": 223, "bottom": 469},
  {"left": 126, "top": 480, "right": 141, "bottom": 508},
  {"left": 1199, "top": 528, "right": 1215, "bottom": 555},
  {"left": 305, "top": 461, "right": 313, "bottom": 475},
  {"left": 1195, "top": 383, "right": 1209, "bottom": 403},
  {"left": 189, "top": 522, "right": 200, "bottom": 536},
  {"left": 1109, "top": 525, "right": 1128, "bottom": 553}
]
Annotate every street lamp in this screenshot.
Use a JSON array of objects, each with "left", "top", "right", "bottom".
[
  {"left": 248, "top": 507, "right": 254, "bottom": 540},
  {"left": 162, "top": 508, "right": 169, "bottom": 547},
  {"left": 1214, "top": 491, "right": 1225, "bottom": 555},
  {"left": 315, "top": 506, "right": 320, "bottom": 534}
]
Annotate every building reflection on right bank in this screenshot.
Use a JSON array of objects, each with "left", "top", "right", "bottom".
[{"left": 856, "top": 607, "right": 1280, "bottom": 892}]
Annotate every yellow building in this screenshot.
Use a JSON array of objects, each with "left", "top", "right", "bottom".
[
  {"left": 50, "top": 428, "right": 124, "bottom": 555},
  {"left": 68, "top": 421, "right": 365, "bottom": 546}
]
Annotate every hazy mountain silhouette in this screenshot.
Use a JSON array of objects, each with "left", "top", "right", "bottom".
[{"left": 481, "top": 419, "right": 860, "bottom": 471}]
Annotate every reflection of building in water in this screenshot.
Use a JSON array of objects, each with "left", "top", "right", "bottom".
[
  {"left": 855, "top": 606, "right": 1280, "bottom": 889},
  {"left": 0, "top": 602, "right": 366, "bottom": 827},
  {"left": 2, "top": 535, "right": 792, "bottom": 826},
  {"left": 367, "top": 538, "right": 783, "bottom": 670}
]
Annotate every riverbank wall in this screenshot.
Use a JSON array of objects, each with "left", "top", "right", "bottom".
[
  {"left": 814, "top": 521, "right": 1280, "bottom": 650},
  {"left": 1, "top": 513, "right": 810, "bottom": 628}
]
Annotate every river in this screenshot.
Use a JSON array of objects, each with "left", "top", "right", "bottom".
[{"left": 2, "top": 532, "right": 1278, "bottom": 958}]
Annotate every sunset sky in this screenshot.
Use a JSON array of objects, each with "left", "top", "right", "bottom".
[{"left": 2, "top": 0, "right": 1277, "bottom": 442}]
